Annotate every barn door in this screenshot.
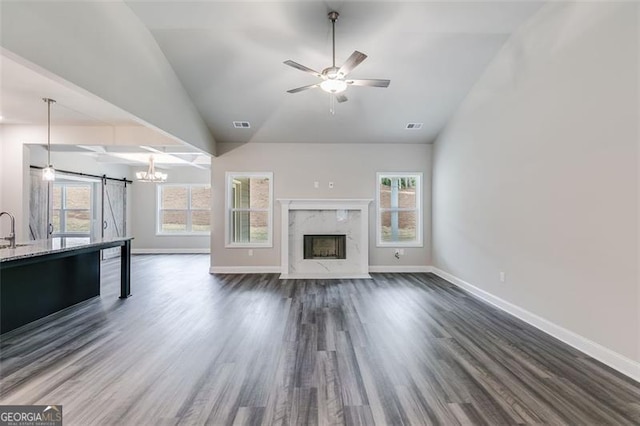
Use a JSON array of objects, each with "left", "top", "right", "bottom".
[
  {"left": 102, "top": 178, "right": 127, "bottom": 259},
  {"left": 28, "top": 168, "right": 50, "bottom": 240}
]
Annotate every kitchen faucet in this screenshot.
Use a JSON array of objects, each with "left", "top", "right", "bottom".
[{"left": 0, "top": 212, "right": 16, "bottom": 249}]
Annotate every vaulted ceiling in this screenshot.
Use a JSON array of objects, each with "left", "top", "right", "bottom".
[
  {"left": 0, "top": 1, "right": 544, "bottom": 149},
  {"left": 126, "top": 1, "right": 543, "bottom": 144}
]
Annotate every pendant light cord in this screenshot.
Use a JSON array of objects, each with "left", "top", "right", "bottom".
[
  {"left": 47, "top": 99, "right": 51, "bottom": 166},
  {"left": 43, "top": 98, "right": 56, "bottom": 166}
]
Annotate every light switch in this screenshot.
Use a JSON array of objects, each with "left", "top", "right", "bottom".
[{"left": 314, "top": 181, "right": 319, "bottom": 189}]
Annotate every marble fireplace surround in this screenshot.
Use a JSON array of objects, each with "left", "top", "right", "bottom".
[{"left": 278, "top": 199, "right": 373, "bottom": 279}]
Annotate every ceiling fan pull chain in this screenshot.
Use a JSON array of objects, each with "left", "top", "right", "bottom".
[{"left": 330, "top": 94, "right": 335, "bottom": 115}]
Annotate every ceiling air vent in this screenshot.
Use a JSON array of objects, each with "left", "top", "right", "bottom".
[
  {"left": 406, "top": 123, "right": 423, "bottom": 130},
  {"left": 233, "top": 121, "right": 251, "bottom": 129}
]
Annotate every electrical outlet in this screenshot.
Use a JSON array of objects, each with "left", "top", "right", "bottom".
[
  {"left": 499, "top": 271, "right": 506, "bottom": 282},
  {"left": 248, "top": 249, "right": 254, "bottom": 257}
]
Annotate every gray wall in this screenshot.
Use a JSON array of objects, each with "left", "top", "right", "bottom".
[
  {"left": 432, "top": 2, "right": 639, "bottom": 362},
  {"left": 131, "top": 166, "right": 210, "bottom": 252},
  {"left": 211, "top": 143, "right": 432, "bottom": 269}
]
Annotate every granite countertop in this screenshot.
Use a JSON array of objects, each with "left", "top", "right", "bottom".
[{"left": 0, "top": 236, "right": 133, "bottom": 263}]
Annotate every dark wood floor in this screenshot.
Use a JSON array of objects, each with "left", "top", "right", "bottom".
[{"left": 0, "top": 255, "right": 638, "bottom": 425}]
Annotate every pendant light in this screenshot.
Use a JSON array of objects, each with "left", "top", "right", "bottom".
[
  {"left": 42, "top": 98, "right": 56, "bottom": 181},
  {"left": 136, "top": 156, "right": 168, "bottom": 182}
]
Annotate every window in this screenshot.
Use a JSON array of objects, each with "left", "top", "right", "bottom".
[
  {"left": 157, "top": 184, "right": 211, "bottom": 235},
  {"left": 226, "top": 172, "right": 273, "bottom": 247},
  {"left": 376, "top": 172, "right": 422, "bottom": 247},
  {"left": 52, "top": 183, "right": 92, "bottom": 236}
]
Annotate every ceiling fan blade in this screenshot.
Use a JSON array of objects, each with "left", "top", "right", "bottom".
[
  {"left": 336, "top": 94, "right": 348, "bottom": 103},
  {"left": 287, "top": 84, "right": 320, "bottom": 94},
  {"left": 283, "top": 60, "right": 323, "bottom": 78},
  {"left": 338, "top": 51, "right": 367, "bottom": 77},
  {"left": 346, "top": 79, "right": 390, "bottom": 88}
]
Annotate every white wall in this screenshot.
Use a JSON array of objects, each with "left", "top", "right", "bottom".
[
  {"left": 432, "top": 1, "right": 639, "bottom": 369},
  {"left": 1, "top": 124, "right": 152, "bottom": 238},
  {"left": 0, "top": 124, "right": 209, "bottom": 253},
  {"left": 28, "top": 144, "right": 133, "bottom": 240},
  {"left": 131, "top": 166, "right": 210, "bottom": 253},
  {"left": 1, "top": 125, "right": 42, "bottom": 237},
  {"left": 211, "top": 142, "right": 432, "bottom": 270},
  {"left": 0, "top": 131, "right": 133, "bottom": 240}
]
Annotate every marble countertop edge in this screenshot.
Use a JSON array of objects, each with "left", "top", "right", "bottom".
[{"left": 0, "top": 236, "right": 133, "bottom": 263}]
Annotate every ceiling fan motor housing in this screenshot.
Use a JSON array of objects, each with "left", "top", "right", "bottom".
[{"left": 322, "top": 67, "right": 341, "bottom": 80}]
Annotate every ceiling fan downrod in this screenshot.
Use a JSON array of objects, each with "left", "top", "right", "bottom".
[{"left": 329, "top": 11, "right": 339, "bottom": 68}]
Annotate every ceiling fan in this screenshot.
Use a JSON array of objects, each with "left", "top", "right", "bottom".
[{"left": 284, "top": 11, "right": 390, "bottom": 106}]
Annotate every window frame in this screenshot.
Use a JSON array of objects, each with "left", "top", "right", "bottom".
[
  {"left": 376, "top": 172, "right": 423, "bottom": 248},
  {"left": 156, "top": 184, "right": 211, "bottom": 236},
  {"left": 225, "top": 171, "right": 273, "bottom": 248},
  {"left": 52, "top": 182, "right": 93, "bottom": 237}
]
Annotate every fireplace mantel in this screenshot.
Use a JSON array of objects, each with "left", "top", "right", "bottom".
[
  {"left": 278, "top": 199, "right": 372, "bottom": 279},
  {"left": 278, "top": 198, "right": 373, "bottom": 210}
]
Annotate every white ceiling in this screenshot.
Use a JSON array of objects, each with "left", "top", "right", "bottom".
[
  {"left": 1, "top": 54, "right": 210, "bottom": 168},
  {"left": 0, "top": 1, "right": 544, "bottom": 148},
  {"left": 126, "top": 1, "right": 544, "bottom": 144},
  {"left": 0, "top": 54, "right": 138, "bottom": 126}
]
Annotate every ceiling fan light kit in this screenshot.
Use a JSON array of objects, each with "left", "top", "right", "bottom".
[
  {"left": 284, "top": 11, "right": 390, "bottom": 112},
  {"left": 320, "top": 79, "right": 347, "bottom": 94}
]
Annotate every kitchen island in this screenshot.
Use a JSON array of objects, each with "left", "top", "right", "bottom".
[{"left": 0, "top": 236, "right": 132, "bottom": 334}]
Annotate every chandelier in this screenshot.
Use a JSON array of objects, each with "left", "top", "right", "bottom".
[{"left": 136, "top": 156, "right": 167, "bottom": 182}]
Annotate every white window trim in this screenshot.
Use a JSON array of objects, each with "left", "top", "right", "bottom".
[
  {"left": 156, "top": 184, "right": 211, "bottom": 236},
  {"left": 225, "top": 171, "right": 273, "bottom": 248},
  {"left": 376, "top": 172, "right": 423, "bottom": 248},
  {"left": 53, "top": 182, "right": 93, "bottom": 237}
]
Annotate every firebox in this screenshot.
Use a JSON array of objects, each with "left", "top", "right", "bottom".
[{"left": 303, "top": 234, "right": 346, "bottom": 260}]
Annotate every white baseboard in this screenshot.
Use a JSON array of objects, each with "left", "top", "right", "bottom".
[
  {"left": 210, "top": 266, "right": 432, "bottom": 275},
  {"left": 132, "top": 248, "right": 210, "bottom": 254},
  {"left": 209, "top": 266, "right": 281, "bottom": 274},
  {"left": 369, "top": 265, "right": 433, "bottom": 273},
  {"left": 431, "top": 267, "right": 640, "bottom": 383}
]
